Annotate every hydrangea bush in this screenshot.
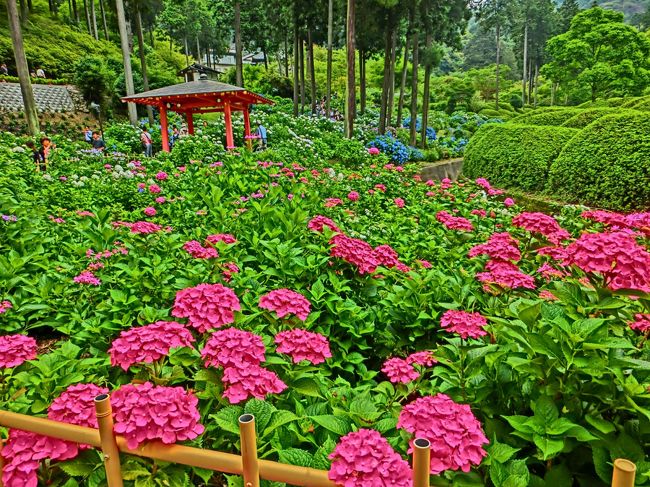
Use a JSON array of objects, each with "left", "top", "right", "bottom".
[{"left": 0, "top": 129, "right": 648, "bottom": 486}]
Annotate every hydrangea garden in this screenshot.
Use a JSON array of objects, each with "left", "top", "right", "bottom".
[{"left": 0, "top": 129, "right": 649, "bottom": 487}]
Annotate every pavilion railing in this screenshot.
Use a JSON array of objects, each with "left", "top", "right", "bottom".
[{"left": 0, "top": 394, "right": 637, "bottom": 487}]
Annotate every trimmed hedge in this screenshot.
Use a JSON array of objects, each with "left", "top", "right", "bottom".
[
  {"left": 561, "top": 108, "right": 636, "bottom": 129},
  {"left": 620, "top": 97, "right": 644, "bottom": 108},
  {"left": 508, "top": 108, "right": 583, "bottom": 127},
  {"left": 548, "top": 112, "right": 650, "bottom": 210},
  {"left": 464, "top": 124, "right": 578, "bottom": 191}
]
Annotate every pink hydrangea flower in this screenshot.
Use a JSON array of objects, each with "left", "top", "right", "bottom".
[
  {"left": 155, "top": 171, "right": 168, "bottom": 181},
  {"left": 394, "top": 198, "right": 405, "bottom": 208},
  {"left": 308, "top": 215, "right": 341, "bottom": 233},
  {"left": 381, "top": 357, "right": 420, "bottom": 384},
  {"left": 504, "top": 198, "right": 515, "bottom": 207},
  {"left": 148, "top": 184, "right": 161, "bottom": 194},
  {"left": 172, "top": 283, "right": 241, "bottom": 333},
  {"left": 374, "top": 244, "right": 400, "bottom": 268},
  {"left": 222, "top": 262, "right": 240, "bottom": 282},
  {"left": 48, "top": 383, "right": 109, "bottom": 431},
  {"left": 330, "top": 234, "right": 379, "bottom": 275},
  {"left": 259, "top": 289, "right": 311, "bottom": 321},
  {"left": 328, "top": 429, "right": 412, "bottom": 487},
  {"left": 440, "top": 310, "right": 488, "bottom": 339},
  {"left": 417, "top": 259, "right": 432, "bottom": 269},
  {"left": 274, "top": 329, "right": 332, "bottom": 364},
  {"left": 476, "top": 260, "right": 536, "bottom": 290},
  {"left": 475, "top": 178, "right": 491, "bottom": 190},
  {"left": 73, "top": 270, "right": 101, "bottom": 286},
  {"left": 0, "top": 300, "right": 12, "bottom": 314},
  {"left": 406, "top": 351, "right": 437, "bottom": 367},
  {"left": 183, "top": 240, "right": 219, "bottom": 259},
  {"left": 629, "top": 313, "right": 650, "bottom": 333},
  {"left": 347, "top": 191, "right": 360, "bottom": 201},
  {"left": 221, "top": 365, "right": 287, "bottom": 404},
  {"left": 469, "top": 233, "right": 521, "bottom": 262},
  {"left": 129, "top": 221, "right": 163, "bottom": 234},
  {"left": 471, "top": 209, "right": 487, "bottom": 217},
  {"left": 398, "top": 394, "right": 488, "bottom": 474},
  {"left": 581, "top": 210, "right": 629, "bottom": 229},
  {"left": 537, "top": 245, "right": 569, "bottom": 262},
  {"left": 201, "top": 328, "right": 265, "bottom": 369},
  {"left": 109, "top": 321, "right": 195, "bottom": 371},
  {"left": 206, "top": 233, "right": 237, "bottom": 245},
  {"left": 143, "top": 206, "right": 157, "bottom": 217},
  {"left": 563, "top": 231, "right": 650, "bottom": 292},
  {"left": 0, "top": 334, "right": 37, "bottom": 368},
  {"left": 537, "top": 263, "right": 565, "bottom": 281},
  {"left": 368, "top": 147, "right": 380, "bottom": 155},
  {"left": 111, "top": 383, "right": 204, "bottom": 449},
  {"left": 374, "top": 183, "right": 387, "bottom": 192},
  {"left": 539, "top": 290, "right": 559, "bottom": 301},
  {"left": 512, "top": 212, "right": 571, "bottom": 244},
  {"left": 155, "top": 196, "right": 166, "bottom": 204},
  {"left": 325, "top": 198, "right": 344, "bottom": 208},
  {"left": 1, "top": 429, "right": 78, "bottom": 487},
  {"left": 436, "top": 211, "right": 474, "bottom": 232}
]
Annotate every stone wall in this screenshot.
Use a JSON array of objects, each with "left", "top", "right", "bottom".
[
  {"left": 0, "top": 83, "right": 86, "bottom": 113},
  {"left": 419, "top": 158, "right": 464, "bottom": 181}
]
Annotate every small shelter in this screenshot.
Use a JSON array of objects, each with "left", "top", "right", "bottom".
[
  {"left": 177, "top": 63, "right": 221, "bottom": 82},
  {"left": 121, "top": 77, "right": 273, "bottom": 152}
]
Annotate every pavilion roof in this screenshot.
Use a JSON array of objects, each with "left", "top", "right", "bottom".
[{"left": 121, "top": 79, "right": 273, "bottom": 110}]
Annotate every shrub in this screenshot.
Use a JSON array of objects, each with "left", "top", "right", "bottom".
[
  {"left": 464, "top": 124, "right": 578, "bottom": 191},
  {"left": 548, "top": 112, "right": 650, "bottom": 210},
  {"left": 508, "top": 108, "right": 582, "bottom": 126},
  {"left": 561, "top": 108, "right": 632, "bottom": 129},
  {"left": 367, "top": 134, "right": 420, "bottom": 164}
]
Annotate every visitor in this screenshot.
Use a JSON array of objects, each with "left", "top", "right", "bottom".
[
  {"left": 0, "top": 64, "right": 8, "bottom": 76},
  {"left": 36, "top": 67, "right": 45, "bottom": 78},
  {"left": 39, "top": 137, "right": 55, "bottom": 172},
  {"left": 83, "top": 126, "right": 93, "bottom": 144},
  {"left": 255, "top": 120, "right": 267, "bottom": 149},
  {"left": 141, "top": 126, "right": 153, "bottom": 157},
  {"left": 91, "top": 131, "right": 106, "bottom": 152},
  {"left": 30, "top": 70, "right": 36, "bottom": 78},
  {"left": 25, "top": 140, "right": 46, "bottom": 173},
  {"left": 170, "top": 125, "right": 180, "bottom": 149}
]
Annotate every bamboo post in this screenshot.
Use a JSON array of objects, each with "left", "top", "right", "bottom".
[
  {"left": 239, "top": 414, "right": 260, "bottom": 487},
  {"left": 611, "top": 459, "right": 636, "bottom": 487},
  {"left": 412, "top": 438, "right": 431, "bottom": 487},
  {"left": 94, "top": 394, "right": 124, "bottom": 487}
]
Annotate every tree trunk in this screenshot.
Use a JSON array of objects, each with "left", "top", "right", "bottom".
[
  {"left": 360, "top": 52, "right": 368, "bottom": 115},
  {"left": 99, "top": 0, "right": 108, "bottom": 40},
  {"left": 534, "top": 63, "right": 539, "bottom": 107},
  {"left": 19, "top": 0, "right": 28, "bottom": 23},
  {"left": 83, "top": 0, "right": 92, "bottom": 36},
  {"left": 420, "top": 33, "right": 432, "bottom": 149},
  {"left": 184, "top": 36, "right": 189, "bottom": 67},
  {"left": 387, "top": 28, "right": 397, "bottom": 128},
  {"left": 293, "top": 20, "right": 299, "bottom": 116},
  {"left": 149, "top": 29, "right": 154, "bottom": 47},
  {"left": 263, "top": 48, "right": 268, "bottom": 70},
  {"left": 495, "top": 23, "right": 500, "bottom": 110},
  {"left": 521, "top": 20, "right": 528, "bottom": 107},
  {"left": 27, "top": 0, "right": 32, "bottom": 12},
  {"left": 379, "top": 22, "right": 392, "bottom": 134},
  {"left": 6, "top": 0, "right": 39, "bottom": 135},
  {"left": 196, "top": 36, "right": 201, "bottom": 63},
  {"left": 135, "top": 7, "right": 154, "bottom": 125},
  {"left": 115, "top": 0, "right": 137, "bottom": 124},
  {"left": 409, "top": 29, "right": 418, "bottom": 146},
  {"left": 284, "top": 34, "right": 289, "bottom": 77},
  {"left": 299, "top": 36, "right": 305, "bottom": 112},
  {"left": 308, "top": 30, "right": 316, "bottom": 114},
  {"left": 326, "top": 0, "right": 333, "bottom": 117},
  {"left": 277, "top": 50, "right": 283, "bottom": 74},
  {"left": 71, "top": 0, "right": 78, "bottom": 23},
  {"left": 345, "top": 0, "right": 355, "bottom": 138},
  {"left": 551, "top": 82, "right": 556, "bottom": 106},
  {"left": 396, "top": 37, "right": 409, "bottom": 127},
  {"left": 234, "top": 1, "right": 243, "bottom": 86},
  {"left": 89, "top": 0, "right": 98, "bottom": 40},
  {"left": 528, "top": 55, "right": 533, "bottom": 104}
]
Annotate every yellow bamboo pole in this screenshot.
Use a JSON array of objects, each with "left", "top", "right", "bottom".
[
  {"left": 239, "top": 414, "right": 260, "bottom": 487},
  {"left": 94, "top": 394, "right": 124, "bottom": 487},
  {"left": 611, "top": 459, "right": 636, "bottom": 487},
  {"left": 0, "top": 409, "right": 334, "bottom": 487},
  {"left": 412, "top": 438, "right": 431, "bottom": 487}
]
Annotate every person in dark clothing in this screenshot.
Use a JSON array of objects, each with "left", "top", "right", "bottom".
[
  {"left": 91, "top": 131, "right": 106, "bottom": 151},
  {"left": 26, "top": 140, "right": 46, "bottom": 172}
]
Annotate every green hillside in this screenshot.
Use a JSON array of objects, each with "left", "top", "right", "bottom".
[{"left": 576, "top": 0, "right": 648, "bottom": 18}]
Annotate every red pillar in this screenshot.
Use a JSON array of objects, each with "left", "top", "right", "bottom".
[
  {"left": 160, "top": 105, "right": 170, "bottom": 152},
  {"left": 224, "top": 101, "right": 234, "bottom": 150},
  {"left": 243, "top": 105, "right": 252, "bottom": 150},
  {"left": 187, "top": 112, "right": 195, "bottom": 135}
]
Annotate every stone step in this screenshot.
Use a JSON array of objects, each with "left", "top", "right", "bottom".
[{"left": 0, "top": 82, "right": 76, "bottom": 112}]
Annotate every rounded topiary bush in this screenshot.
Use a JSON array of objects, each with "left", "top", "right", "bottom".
[
  {"left": 464, "top": 124, "right": 578, "bottom": 191},
  {"left": 561, "top": 108, "right": 635, "bottom": 129},
  {"left": 548, "top": 112, "right": 650, "bottom": 210},
  {"left": 509, "top": 108, "right": 582, "bottom": 127}
]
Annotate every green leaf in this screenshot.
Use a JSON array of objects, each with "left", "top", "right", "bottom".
[
  {"left": 291, "top": 377, "right": 323, "bottom": 397},
  {"left": 544, "top": 464, "right": 573, "bottom": 487},
  {"left": 545, "top": 418, "right": 578, "bottom": 435},
  {"left": 264, "top": 410, "right": 300, "bottom": 436},
  {"left": 58, "top": 458, "right": 96, "bottom": 477},
  {"left": 585, "top": 414, "right": 616, "bottom": 435},
  {"left": 534, "top": 396, "right": 559, "bottom": 425},
  {"left": 503, "top": 415, "right": 537, "bottom": 435},
  {"left": 487, "top": 441, "right": 520, "bottom": 464},
  {"left": 533, "top": 434, "right": 564, "bottom": 460},
  {"left": 348, "top": 396, "right": 381, "bottom": 422},
  {"left": 211, "top": 406, "right": 244, "bottom": 436},
  {"left": 310, "top": 415, "right": 352, "bottom": 436},
  {"left": 592, "top": 446, "right": 612, "bottom": 483},
  {"left": 278, "top": 448, "right": 314, "bottom": 467},
  {"left": 244, "top": 399, "right": 276, "bottom": 433},
  {"left": 374, "top": 417, "right": 398, "bottom": 434}
]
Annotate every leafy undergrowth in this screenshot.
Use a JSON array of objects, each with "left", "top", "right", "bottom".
[{"left": 0, "top": 133, "right": 649, "bottom": 487}]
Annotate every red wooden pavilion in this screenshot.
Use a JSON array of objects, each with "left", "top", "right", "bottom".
[{"left": 121, "top": 78, "right": 273, "bottom": 152}]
